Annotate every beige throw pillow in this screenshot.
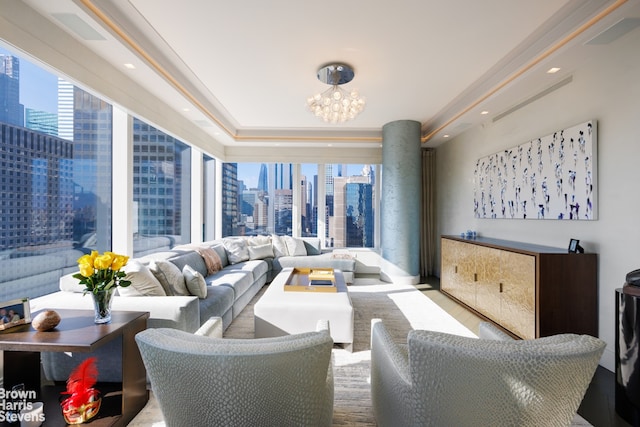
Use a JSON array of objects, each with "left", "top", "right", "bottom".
[
  {"left": 183, "top": 265, "right": 207, "bottom": 299},
  {"left": 118, "top": 260, "right": 167, "bottom": 297},
  {"left": 284, "top": 236, "right": 307, "bottom": 256},
  {"left": 148, "top": 260, "right": 190, "bottom": 296}
]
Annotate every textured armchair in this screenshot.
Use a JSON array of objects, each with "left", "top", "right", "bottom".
[
  {"left": 135, "top": 320, "right": 334, "bottom": 427},
  {"left": 370, "top": 319, "right": 605, "bottom": 427}
]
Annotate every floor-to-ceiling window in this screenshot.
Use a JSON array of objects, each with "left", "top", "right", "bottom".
[
  {"left": 0, "top": 48, "right": 113, "bottom": 300},
  {"left": 132, "top": 118, "right": 191, "bottom": 256},
  {"left": 222, "top": 162, "right": 294, "bottom": 236},
  {"left": 225, "top": 162, "right": 376, "bottom": 247},
  {"left": 324, "top": 164, "right": 375, "bottom": 248}
]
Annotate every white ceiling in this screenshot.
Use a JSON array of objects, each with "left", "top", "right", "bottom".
[{"left": 10, "top": 0, "right": 640, "bottom": 150}]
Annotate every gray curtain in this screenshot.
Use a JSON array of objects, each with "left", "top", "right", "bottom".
[{"left": 420, "top": 148, "right": 436, "bottom": 277}]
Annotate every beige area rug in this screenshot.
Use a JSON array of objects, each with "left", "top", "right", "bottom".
[{"left": 128, "top": 276, "right": 592, "bottom": 426}]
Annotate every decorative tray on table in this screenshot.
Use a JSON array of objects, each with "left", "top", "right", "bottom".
[{"left": 284, "top": 268, "right": 337, "bottom": 293}]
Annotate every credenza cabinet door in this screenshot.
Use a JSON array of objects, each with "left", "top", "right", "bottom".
[
  {"left": 475, "top": 246, "right": 502, "bottom": 323},
  {"left": 499, "top": 251, "right": 535, "bottom": 340},
  {"left": 441, "top": 238, "right": 476, "bottom": 307}
]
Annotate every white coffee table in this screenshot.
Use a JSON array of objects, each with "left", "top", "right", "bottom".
[{"left": 254, "top": 268, "right": 354, "bottom": 351}]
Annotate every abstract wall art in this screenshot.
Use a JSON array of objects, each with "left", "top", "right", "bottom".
[{"left": 474, "top": 120, "right": 597, "bottom": 220}]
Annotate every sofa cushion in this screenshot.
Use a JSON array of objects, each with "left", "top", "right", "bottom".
[
  {"left": 276, "top": 252, "right": 355, "bottom": 272},
  {"left": 183, "top": 265, "right": 207, "bottom": 299},
  {"left": 271, "top": 234, "right": 289, "bottom": 257},
  {"left": 224, "top": 260, "right": 269, "bottom": 283},
  {"left": 223, "top": 238, "right": 250, "bottom": 264},
  {"left": 198, "top": 285, "right": 234, "bottom": 326},
  {"left": 207, "top": 270, "right": 254, "bottom": 300},
  {"left": 284, "top": 236, "right": 307, "bottom": 256},
  {"left": 118, "top": 260, "right": 167, "bottom": 297},
  {"left": 168, "top": 251, "right": 208, "bottom": 278},
  {"left": 149, "top": 260, "right": 190, "bottom": 296},
  {"left": 248, "top": 243, "right": 274, "bottom": 260}
]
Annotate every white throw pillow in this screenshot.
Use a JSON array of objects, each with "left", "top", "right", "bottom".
[
  {"left": 271, "top": 234, "right": 289, "bottom": 257},
  {"left": 248, "top": 243, "right": 274, "bottom": 260},
  {"left": 222, "top": 238, "right": 250, "bottom": 264},
  {"left": 148, "top": 260, "right": 190, "bottom": 296},
  {"left": 183, "top": 265, "right": 207, "bottom": 299},
  {"left": 118, "top": 260, "right": 167, "bottom": 297},
  {"left": 248, "top": 235, "right": 271, "bottom": 246},
  {"left": 59, "top": 273, "right": 88, "bottom": 293},
  {"left": 284, "top": 236, "right": 307, "bottom": 256}
]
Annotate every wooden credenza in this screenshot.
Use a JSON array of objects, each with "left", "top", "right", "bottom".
[{"left": 440, "top": 235, "right": 598, "bottom": 339}]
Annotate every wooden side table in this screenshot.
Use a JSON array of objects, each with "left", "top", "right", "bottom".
[{"left": 0, "top": 309, "right": 149, "bottom": 426}]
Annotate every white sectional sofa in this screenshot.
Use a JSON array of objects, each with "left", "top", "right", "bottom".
[{"left": 30, "top": 235, "right": 356, "bottom": 382}]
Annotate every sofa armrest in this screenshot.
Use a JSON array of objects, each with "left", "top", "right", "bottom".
[
  {"left": 31, "top": 292, "right": 200, "bottom": 333},
  {"left": 112, "top": 296, "right": 200, "bottom": 332},
  {"left": 478, "top": 321, "right": 514, "bottom": 341},
  {"left": 195, "top": 316, "right": 224, "bottom": 338}
]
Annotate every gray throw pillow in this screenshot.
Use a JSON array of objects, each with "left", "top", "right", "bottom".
[{"left": 183, "top": 265, "right": 207, "bottom": 299}]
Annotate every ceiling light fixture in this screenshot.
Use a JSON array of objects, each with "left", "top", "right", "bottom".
[{"left": 307, "top": 63, "right": 365, "bottom": 123}]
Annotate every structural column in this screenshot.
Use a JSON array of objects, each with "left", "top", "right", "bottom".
[{"left": 381, "top": 120, "right": 421, "bottom": 285}]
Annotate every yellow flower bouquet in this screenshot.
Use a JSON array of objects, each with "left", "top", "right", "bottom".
[{"left": 73, "top": 251, "right": 132, "bottom": 295}]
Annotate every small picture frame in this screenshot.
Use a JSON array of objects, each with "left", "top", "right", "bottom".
[
  {"left": 568, "top": 239, "right": 584, "bottom": 253},
  {"left": 0, "top": 298, "right": 31, "bottom": 332}
]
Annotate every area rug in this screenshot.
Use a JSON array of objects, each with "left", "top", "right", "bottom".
[{"left": 127, "top": 276, "right": 592, "bottom": 426}]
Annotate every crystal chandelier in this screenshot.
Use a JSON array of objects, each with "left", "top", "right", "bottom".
[{"left": 306, "top": 63, "right": 365, "bottom": 124}]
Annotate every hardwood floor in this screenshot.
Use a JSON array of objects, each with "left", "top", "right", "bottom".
[{"left": 417, "top": 276, "right": 632, "bottom": 427}]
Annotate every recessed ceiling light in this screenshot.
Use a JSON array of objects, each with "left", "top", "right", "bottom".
[
  {"left": 547, "top": 67, "right": 561, "bottom": 74},
  {"left": 182, "top": 108, "right": 190, "bottom": 112},
  {"left": 443, "top": 134, "right": 450, "bottom": 138},
  {"left": 480, "top": 111, "right": 489, "bottom": 115},
  {"left": 124, "top": 63, "right": 135, "bottom": 69}
]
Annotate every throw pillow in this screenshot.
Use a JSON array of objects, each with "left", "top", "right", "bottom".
[
  {"left": 118, "top": 260, "right": 167, "bottom": 297},
  {"left": 248, "top": 243, "right": 274, "bottom": 260},
  {"left": 148, "top": 260, "right": 190, "bottom": 296},
  {"left": 182, "top": 265, "right": 207, "bottom": 299},
  {"left": 222, "top": 238, "right": 250, "bottom": 264},
  {"left": 271, "top": 234, "right": 289, "bottom": 257},
  {"left": 248, "top": 235, "right": 271, "bottom": 246},
  {"left": 284, "top": 236, "right": 307, "bottom": 256},
  {"left": 303, "top": 238, "right": 322, "bottom": 255},
  {"left": 196, "top": 247, "right": 223, "bottom": 275},
  {"left": 59, "top": 273, "right": 88, "bottom": 293}
]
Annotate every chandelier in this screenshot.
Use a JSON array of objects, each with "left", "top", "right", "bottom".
[{"left": 306, "top": 63, "right": 365, "bottom": 123}]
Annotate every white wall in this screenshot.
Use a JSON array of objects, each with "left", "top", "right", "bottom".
[{"left": 435, "top": 27, "right": 640, "bottom": 371}]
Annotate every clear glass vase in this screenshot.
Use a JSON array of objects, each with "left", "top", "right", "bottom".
[{"left": 92, "top": 288, "right": 115, "bottom": 324}]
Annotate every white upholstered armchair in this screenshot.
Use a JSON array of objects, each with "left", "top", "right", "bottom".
[
  {"left": 135, "top": 319, "right": 334, "bottom": 427},
  {"left": 370, "top": 319, "right": 605, "bottom": 427}
]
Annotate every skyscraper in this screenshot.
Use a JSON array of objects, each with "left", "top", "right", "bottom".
[
  {"left": 0, "top": 55, "right": 23, "bottom": 126},
  {"left": 26, "top": 108, "right": 58, "bottom": 136}
]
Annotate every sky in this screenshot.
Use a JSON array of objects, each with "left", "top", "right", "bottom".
[{"left": 0, "top": 46, "right": 58, "bottom": 113}]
